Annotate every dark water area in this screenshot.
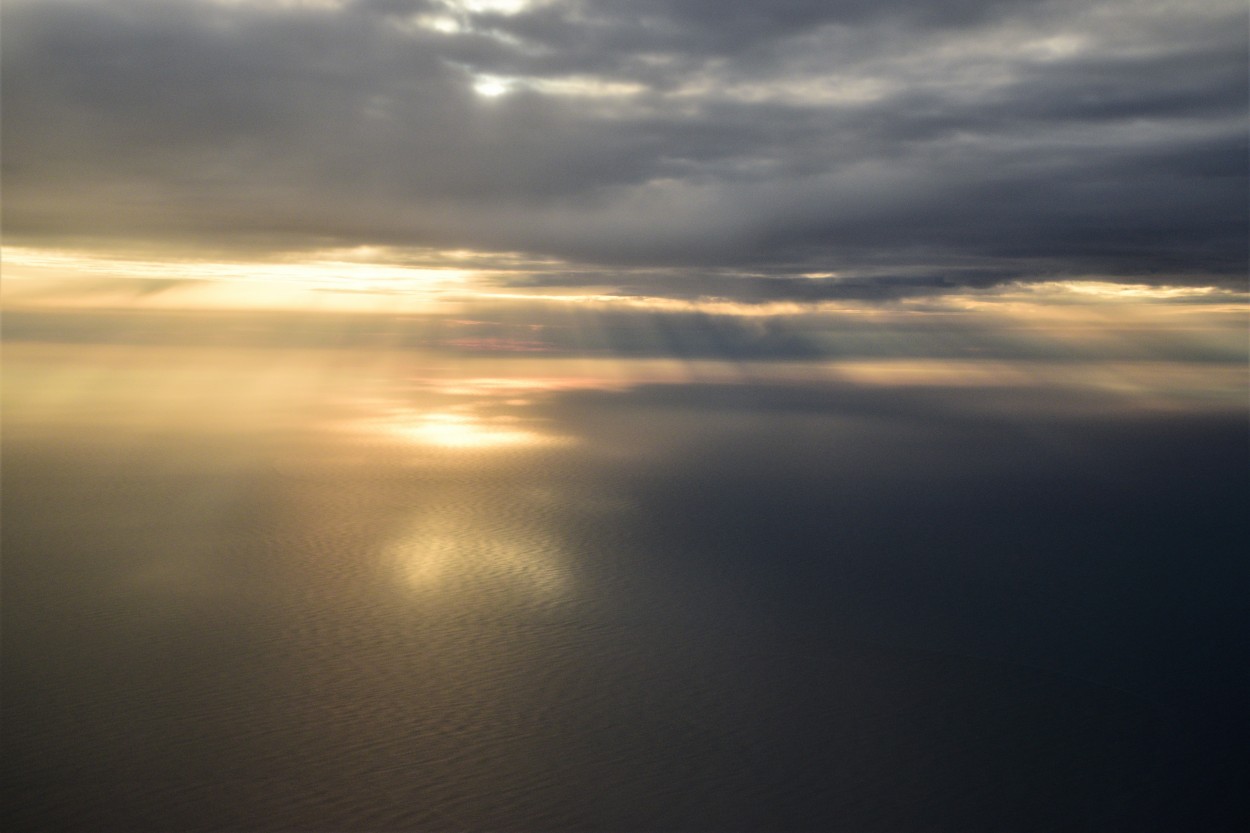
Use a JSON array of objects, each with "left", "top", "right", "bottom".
[{"left": 3, "top": 345, "right": 1247, "bottom": 831}]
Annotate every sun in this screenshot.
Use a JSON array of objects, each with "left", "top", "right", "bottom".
[{"left": 473, "top": 76, "right": 512, "bottom": 97}]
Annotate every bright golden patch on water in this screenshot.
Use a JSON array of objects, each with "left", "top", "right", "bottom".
[
  {"left": 392, "top": 529, "right": 569, "bottom": 599},
  {"left": 383, "top": 484, "right": 573, "bottom": 606},
  {"left": 393, "top": 411, "right": 548, "bottom": 449}
]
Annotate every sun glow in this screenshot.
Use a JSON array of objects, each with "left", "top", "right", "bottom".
[
  {"left": 405, "top": 412, "right": 539, "bottom": 448},
  {"left": 359, "top": 409, "right": 563, "bottom": 450},
  {"left": 472, "top": 76, "right": 512, "bottom": 97}
]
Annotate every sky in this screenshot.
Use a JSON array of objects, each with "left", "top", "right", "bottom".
[
  {"left": 3, "top": 5, "right": 1249, "bottom": 829},
  {"left": 2, "top": 0, "right": 1247, "bottom": 310},
  {"left": 0, "top": 0, "right": 1247, "bottom": 401}
]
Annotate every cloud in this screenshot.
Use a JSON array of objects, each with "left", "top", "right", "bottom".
[
  {"left": 8, "top": 278, "right": 1247, "bottom": 367},
  {"left": 3, "top": 0, "right": 1246, "bottom": 294}
]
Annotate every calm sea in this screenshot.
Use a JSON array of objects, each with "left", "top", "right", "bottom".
[{"left": 3, "top": 340, "right": 1246, "bottom": 831}]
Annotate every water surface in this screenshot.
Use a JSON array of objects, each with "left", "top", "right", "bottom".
[{"left": 3, "top": 338, "right": 1246, "bottom": 831}]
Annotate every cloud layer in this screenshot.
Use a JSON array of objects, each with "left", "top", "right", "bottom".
[{"left": 4, "top": 0, "right": 1247, "bottom": 295}]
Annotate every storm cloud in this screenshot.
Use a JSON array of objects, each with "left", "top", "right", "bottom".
[{"left": 3, "top": 0, "right": 1246, "bottom": 295}]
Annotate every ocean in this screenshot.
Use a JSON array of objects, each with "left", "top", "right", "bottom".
[{"left": 3, "top": 336, "right": 1246, "bottom": 831}]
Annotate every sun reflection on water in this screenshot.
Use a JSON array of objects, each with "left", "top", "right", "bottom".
[
  {"left": 384, "top": 498, "right": 572, "bottom": 606},
  {"left": 349, "top": 407, "right": 568, "bottom": 450},
  {"left": 397, "top": 412, "right": 545, "bottom": 448},
  {"left": 393, "top": 531, "right": 569, "bottom": 599}
]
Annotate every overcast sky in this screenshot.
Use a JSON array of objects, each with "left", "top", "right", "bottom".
[{"left": 3, "top": 0, "right": 1247, "bottom": 300}]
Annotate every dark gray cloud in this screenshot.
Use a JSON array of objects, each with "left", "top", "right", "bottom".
[{"left": 3, "top": 0, "right": 1246, "bottom": 293}]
